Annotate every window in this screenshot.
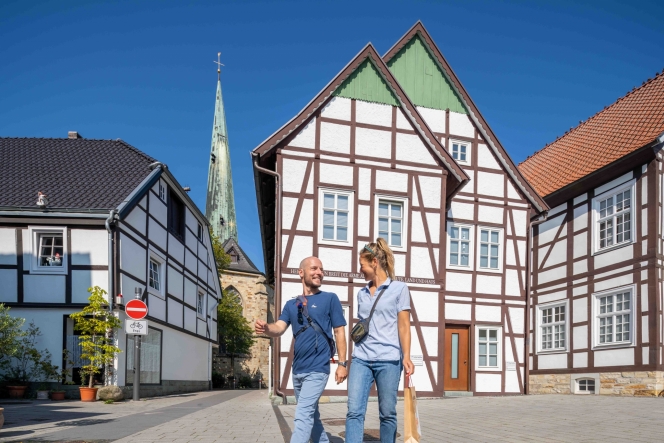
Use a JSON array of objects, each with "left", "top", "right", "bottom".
[
  {"left": 593, "top": 181, "right": 634, "bottom": 253},
  {"left": 318, "top": 189, "right": 354, "bottom": 246},
  {"left": 158, "top": 182, "right": 166, "bottom": 202},
  {"left": 449, "top": 140, "right": 470, "bottom": 164},
  {"left": 378, "top": 200, "right": 402, "bottom": 247},
  {"left": 538, "top": 301, "right": 568, "bottom": 352},
  {"left": 197, "top": 291, "right": 206, "bottom": 317},
  {"left": 147, "top": 249, "right": 165, "bottom": 298},
  {"left": 577, "top": 378, "right": 595, "bottom": 394},
  {"left": 197, "top": 223, "right": 203, "bottom": 241},
  {"left": 592, "top": 287, "right": 635, "bottom": 348},
  {"left": 449, "top": 225, "right": 471, "bottom": 267},
  {"left": 29, "top": 226, "right": 68, "bottom": 274},
  {"left": 478, "top": 228, "right": 502, "bottom": 271},
  {"left": 126, "top": 327, "right": 162, "bottom": 385},
  {"left": 475, "top": 326, "right": 501, "bottom": 370},
  {"left": 168, "top": 191, "right": 186, "bottom": 239}
]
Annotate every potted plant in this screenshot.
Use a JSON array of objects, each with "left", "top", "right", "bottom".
[
  {"left": 70, "top": 286, "right": 122, "bottom": 402},
  {"left": 34, "top": 352, "right": 60, "bottom": 400},
  {"left": 2, "top": 321, "right": 51, "bottom": 399},
  {"left": 0, "top": 303, "right": 25, "bottom": 398},
  {"left": 4, "top": 366, "right": 29, "bottom": 399}
]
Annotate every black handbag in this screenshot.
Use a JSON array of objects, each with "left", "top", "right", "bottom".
[{"left": 350, "top": 284, "right": 389, "bottom": 344}]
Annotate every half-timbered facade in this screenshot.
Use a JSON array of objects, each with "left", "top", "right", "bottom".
[
  {"left": 519, "top": 71, "right": 664, "bottom": 396},
  {"left": 253, "top": 22, "right": 547, "bottom": 399},
  {"left": 0, "top": 135, "right": 222, "bottom": 397}
]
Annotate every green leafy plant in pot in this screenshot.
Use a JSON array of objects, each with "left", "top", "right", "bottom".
[
  {"left": 70, "top": 286, "right": 122, "bottom": 402},
  {"left": 0, "top": 303, "right": 26, "bottom": 398}
]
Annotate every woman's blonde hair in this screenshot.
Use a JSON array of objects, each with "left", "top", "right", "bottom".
[{"left": 360, "top": 237, "right": 395, "bottom": 279}]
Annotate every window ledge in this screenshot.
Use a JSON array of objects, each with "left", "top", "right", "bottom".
[
  {"left": 536, "top": 349, "right": 568, "bottom": 355},
  {"left": 475, "top": 367, "right": 502, "bottom": 372},
  {"left": 148, "top": 288, "right": 165, "bottom": 300},
  {"left": 592, "top": 241, "right": 634, "bottom": 257},
  {"left": 447, "top": 264, "right": 475, "bottom": 272},
  {"left": 477, "top": 267, "right": 503, "bottom": 275},
  {"left": 318, "top": 238, "right": 353, "bottom": 248},
  {"left": 592, "top": 342, "right": 635, "bottom": 351}
]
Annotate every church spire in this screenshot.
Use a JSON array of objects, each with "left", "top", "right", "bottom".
[{"left": 205, "top": 53, "right": 238, "bottom": 242}]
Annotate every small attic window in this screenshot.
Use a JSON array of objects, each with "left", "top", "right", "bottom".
[
  {"left": 230, "top": 250, "right": 240, "bottom": 264},
  {"left": 158, "top": 183, "right": 166, "bottom": 202},
  {"left": 451, "top": 141, "right": 469, "bottom": 164}
]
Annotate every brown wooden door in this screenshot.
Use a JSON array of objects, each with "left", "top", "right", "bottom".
[{"left": 443, "top": 326, "right": 469, "bottom": 391}]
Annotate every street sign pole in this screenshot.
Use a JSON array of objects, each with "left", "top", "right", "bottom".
[{"left": 133, "top": 287, "right": 142, "bottom": 401}]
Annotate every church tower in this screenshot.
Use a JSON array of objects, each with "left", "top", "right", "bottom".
[{"left": 206, "top": 55, "right": 238, "bottom": 242}]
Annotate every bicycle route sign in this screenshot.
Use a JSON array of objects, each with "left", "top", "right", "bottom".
[
  {"left": 125, "top": 319, "right": 148, "bottom": 335},
  {"left": 125, "top": 299, "right": 148, "bottom": 320}
]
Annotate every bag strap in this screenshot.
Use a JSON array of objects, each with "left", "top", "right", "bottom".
[
  {"left": 365, "top": 282, "right": 390, "bottom": 326},
  {"left": 294, "top": 295, "right": 337, "bottom": 361}
]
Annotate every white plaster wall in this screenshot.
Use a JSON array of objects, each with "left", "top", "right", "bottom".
[
  {"left": 296, "top": 199, "right": 314, "bottom": 232},
  {"left": 410, "top": 247, "right": 434, "bottom": 278},
  {"left": 71, "top": 229, "right": 108, "bottom": 266},
  {"left": 594, "top": 247, "right": 632, "bottom": 269},
  {"left": 395, "top": 133, "right": 436, "bottom": 166},
  {"left": 168, "top": 233, "right": 185, "bottom": 264},
  {"left": 322, "top": 284, "right": 348, "bottom": 302},
  {"left": 289, "top": 119, "right": 316, "bottom": 149},
  {"left": 416, "top": 106, "right": 446, "bottom": 133},
  {"left": 573, "top": 233, "right": 587, "bottom": 259},
  {"left": 541, "top": 241, "right": 566, "bottom": 269},
  {"left": 573, "top": 205, "right": 588, "bottom": 232},
  {"left": 505, "top": 269, "right": 521, "bottom": 296},
  {"left": 448, "top": 201, "right": 474, "bottom": 221},
  {"left": 120, "top": 273, "right": 144, "bottom": 304},
  {"left": 476, "top": 275, "right": 502, "bottom": 295},
  {"left": 184, "top": 306, "right": 196, "bottom": 333},
  {"left": 425, "top": 213, "right": 440, "bottom": 244},
  {"left": 409, "top": 327, "right": 434, "bottom": 392},
  {"left": 355, "top": 101, "right": 392, "bottom": 127},
  {"left": 573, "top": 352, "right": 588, "bottom": 368},
  {"left": 0, "top": 228, "right": 16, "bottom": 264},
  {"left": 411, "top": 211, "right": 426, "bottom": 243},
  {"left": 149, "top": 192, "right": 167, "bottom": 227},
  {"left": 537, "top": 214, "right": 565, "bottom": 245},
  {"left": 594, "top": 273, "right": 633, "bottom": 292},
  {"left": 410, "top": 291, "right": 438, "bottom": 322},
  {"left": 287, "top": 236, "right": 313, "bottom": 268},
  {"left": 72, "top": 270, "right": 108, "bottom": 303},
  {"left": 318, "top": 247, "right": 352, "bottom": 272},
  {"left": 376, "top": 170, "right": 408, "bottom": 193},
  {"left": 538, "top": 353, "right": 567, "bottom": 369},
  {"left": 445, "top": 302, "right": 471, "bottom": 320},
  {"left": 148, "top": 218, "right": 168, "bottom": 252},
  {"left": 321, "top": 97, "right": 351, "bottom": 121},
  {"left": 446, "top": 272, "right": 472, "bottom": 292},
  {"left": 7, "top": 308, "right": 70, "bottom": 371},
  {"left": 512, "top": 210, "right": 527, "bottom": 238},
  {"left": 476, "top": 171, "right": 504, "bottom": 198},
  {"left": 505, "top": 368, "right": 520, "bottom": 393},
  {"left": 357, "top": 205, "right": 370, "bottom": 237},
  {"left": 476, "top": 304, "right": 501, "bottom": 322},
  {"left": 421, "top": 326, "right": 438, "bottom": 357},
  {"left": 161, "top": 327, "right": 209, "bottom": 380},
  {"left": 448, "top": 112, "right": 475, "bottom": 138},
  {"left": 476, "top": 373, "right": 501, "bottom": 392},
  {"left": 184, "top": 207, "right": 198, "bottom": 232},
  {"left": 477, "top": 144, "right": 501, "bottom": 170},
  {"left": 396, "top": 108, "right": 410, "bottom": 130},
  {"left": 594, "top": 348, "right": 634, "bottom": 367},
  {"left": 185, "top": 248, "right": 197, "bottom": 275},
  {"left": 168, "top": 298, "right": 183, "bottom": 327},
  {"left": 282, "top": 197, "right": 298, "bottom": 231},
  {"left": 573, "top": 326, "right": 588, "bottom": 350},
  {"left": 507, "top": 182, "right": 520, "bottom": 200},
  {"left": 120, "top": 233, "right": 146, "bottom": 281},
  {"left": 394, "top": 253, "right": 406, "bottom": 277},
  {"left": 148, "top": 293, "right": 166, "bottom": 321},
  {"left": 0, "top": 269, "right": 17, "bottom": 302},
  {"left": 24, "top": 275, "right": 65, "bottom": 303},
  {"left": 509, "top": 307, "right": 524, "bottom": 333},
  {"left": 356, "top": 127, "right": 390, "bottom": 158},
  {"left": 538, "top": 291, "right": 566, "bottom": 304},
  {"left": 418, "top": 176, "right": 441, "bottom": 208},
  {"left": 358, "top": 169, "right": 371, "bottom": 200},
  {"left": 573, "top": 297, "right": 588, "bottom": 323},
  {"left": 477, "top": 205, "right": 503, "bottom": 224},
  {"left": 167, "top": 265, "right": 183, "bottom": 299},
  {"left": 283, "top": 158, "right": 309, "bottom": 193},
  {"left": 319, "top": 164, "right": 354, "bottom": 187},
  {"left": 320, "top": 122, "right": 350, "bottom": 154},
  {"left": 197, "top": 259, "right": 207, "bottom": 281},
  {"left": 537, "top": 265, "right": 566, "bottom": 285},
  {"left": 184, "top": 277, "right": 197, "bottom": 309}
]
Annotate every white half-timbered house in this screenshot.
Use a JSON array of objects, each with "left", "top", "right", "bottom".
[
  {"left": 0, "top": 134, "right": 222, "bottom": 397},
  {"left": 253, "top": 22, "right": 547, "bottom": 400},
  {"left": 520, "top": 71, "right": 664, "bottom": 396}
]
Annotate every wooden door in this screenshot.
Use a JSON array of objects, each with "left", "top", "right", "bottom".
[{"left": 443, "top": 326, "right": 469, "bottom": 391}]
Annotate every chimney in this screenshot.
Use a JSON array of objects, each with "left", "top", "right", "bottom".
[{"left": 68, "top": 131, "right": 82, "bottom": 139}]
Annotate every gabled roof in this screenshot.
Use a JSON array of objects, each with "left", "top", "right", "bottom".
[
  {"left": 252, "top": 43, "right": 469, "bottom": 186},
  {"left": 222, "top": 237, "right": 262, "bottom": 275},
  {"left": 0, "top": 137, "right": 155, "bottom": 210},
  {"left": 383, "top": 21, "right": 548, "bottom": 213},
  {"left": 519, "top": 71, "right": 664, "bottom": 198}
]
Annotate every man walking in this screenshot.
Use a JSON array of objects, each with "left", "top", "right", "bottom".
[{"left": 255, "top": 256, "right": 347, "bottom": 443}]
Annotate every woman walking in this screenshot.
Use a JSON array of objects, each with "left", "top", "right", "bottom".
[{"left": 345, "top": 238, "right": 414, "bottom": 443}]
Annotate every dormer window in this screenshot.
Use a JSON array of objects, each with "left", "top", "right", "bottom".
[{"left": 230, "top": 250, "right": 240, "bottom": 264}]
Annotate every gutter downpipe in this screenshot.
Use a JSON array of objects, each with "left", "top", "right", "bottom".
[
  {"left": 252, "top": 152, "right": 286, "bottom": 405},
  {"left": 525, "top": 210, "right": 548, "bottom": 395},
  {"left": 105, "top": 209, "right": 118, "bottom": 386}
]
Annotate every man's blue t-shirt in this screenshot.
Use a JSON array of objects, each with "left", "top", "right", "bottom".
[{"left": 279, "top": 291, "right": 346, "bottom": 375}]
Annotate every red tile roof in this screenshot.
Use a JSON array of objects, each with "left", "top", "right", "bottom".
[{"left": 519, "top": 71, "right": 664, "bottom": 198}]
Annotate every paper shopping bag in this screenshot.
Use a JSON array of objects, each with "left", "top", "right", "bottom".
[{"left": 404, "top": 376, "right": 421, "bottom": 443}]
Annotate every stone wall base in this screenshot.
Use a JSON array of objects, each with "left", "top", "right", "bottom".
[
  {"left": 119, "top": 380, "right": 210, "bottom": 399},
  {"left": 529, "top": 372, "right": 664, "bottom": 396}
]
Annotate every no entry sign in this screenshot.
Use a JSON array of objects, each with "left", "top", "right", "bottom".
[{"left": 125, "top": 299, "right": 148, "bottom": 320}]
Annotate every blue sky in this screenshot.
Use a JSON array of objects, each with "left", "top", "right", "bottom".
[{"left": 1, "top": 0, "right": 662, "bottom": 271}]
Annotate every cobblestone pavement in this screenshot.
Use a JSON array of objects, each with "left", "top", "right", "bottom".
[
  {"left": 2, "top": 391, "right": 663, "bottom": 442},
  {"left": 278, "top": 394, "right": 664, "bottom": 442}
]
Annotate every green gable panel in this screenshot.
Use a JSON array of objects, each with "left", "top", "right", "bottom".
[
  {"left": 333, "top": 59, "right": 399, "bottom": 106},
  {"left": 387, "top": 35, "right": 467, "bottom": 114}
]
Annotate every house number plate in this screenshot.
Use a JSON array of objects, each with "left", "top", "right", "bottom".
[{"left": 125, "top": 319, "right": 148, "bottom": 335}]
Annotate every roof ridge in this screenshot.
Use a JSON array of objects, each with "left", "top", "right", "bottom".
[{"left": 520, "top": 68, "right": 664, "bottom": 166}]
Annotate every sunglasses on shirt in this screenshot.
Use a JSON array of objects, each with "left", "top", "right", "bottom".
[{"left": 297, "top": 303, "right": 304, "bottom": 325}]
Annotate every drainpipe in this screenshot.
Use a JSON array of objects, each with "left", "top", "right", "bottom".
[
  {"left": 105, "top": 209, "right": 118, "bottom": 386},
  {"left": 525, "top": 211, "right": 548, "bottom": 395},
  {"left": 252, "top": 152, "right": 286, "bottom": 405}
]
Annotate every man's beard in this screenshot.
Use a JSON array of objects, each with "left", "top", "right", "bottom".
[{"left": 305, "top": 276, "right": 322, "bottom": 289}]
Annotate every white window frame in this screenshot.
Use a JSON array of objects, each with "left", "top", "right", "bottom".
[
  {"left": 591, "top": 285, "right": 636, "bottom": 349},
  {"left": 449, "top": 139, "right": 470, "bottom": 165},
  {"left": 474, "top": 325, "right": 502, "bottom": 371},
  {"left": 158, "top": 181, "right": 167, "bottom": 202},
  {"left": 318, "top": 188, "right": 354, "bottom": 247},
  {"left": 570, "top": 373, "right": 600, "bottom": 395},
  {"left": 476, "top": 227, "right": 504, "bottom": 273},
  {"left": 536, "top": 300, "right": 569, "bottom": 354},
  {"left": 446, "top": 223, "right": 474, "bottom": 270},
  {"left": 591, "top": 180, "right": 635, "bottom": 255},
  {"left": 373, "top": 195, "right": 408, "bottom": 253},
  {"left": 196, "top": 289, "right": 206, "bottom": 319},
  {"left": 147, "top": 248, "right": 166, "bottom": 299},
  {"left": 28, "top": 226, "right": 68, "bottom": 275}
]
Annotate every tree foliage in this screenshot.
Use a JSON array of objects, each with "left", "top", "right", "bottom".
[
  {"left": 0, "top": 303, "right": 25, "bottom": 372},
  {"left": 70, "top": 286, "right": 122, "bottom": 388},
  {"left": 217, "top": 290, "right": 255, "bottom": 358},
  {"left": 209, "top": 230, "right": 231, "bottom": 271}
]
